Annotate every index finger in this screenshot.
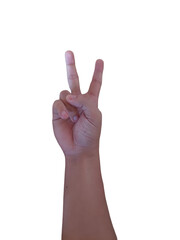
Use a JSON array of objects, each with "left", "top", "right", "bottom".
[{"left": 65, "top": 51, "right": 81, "bottom": 95}]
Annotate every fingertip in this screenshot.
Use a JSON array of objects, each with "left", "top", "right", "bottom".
[
  {"left": 96, "top": 59, "right": 104, "bottom": 71},
  {"left": 72, "top": 115, "right": 79, "bottom": 122},
  {"left": 65, "top": 50, "right": 75, "bottom": 65},
  {"left": 65, "top": 50, "right": 73, "bottom": 54}
]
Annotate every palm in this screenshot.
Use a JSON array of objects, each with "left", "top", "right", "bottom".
[{"left": 52, "top": 51, "right": 104, "bottom": 157}]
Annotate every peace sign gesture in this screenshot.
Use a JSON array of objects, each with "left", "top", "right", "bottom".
[{"left": 52, "top": 51, "right": 104, "bottom": 158}]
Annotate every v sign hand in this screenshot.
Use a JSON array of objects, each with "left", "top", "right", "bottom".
[{"left": 52, "top": 50, "right": 104, "bottom": 158}]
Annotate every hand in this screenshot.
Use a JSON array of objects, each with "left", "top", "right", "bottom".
[{"left": 52, "top": 51, "right": 104, "bottom": 158}]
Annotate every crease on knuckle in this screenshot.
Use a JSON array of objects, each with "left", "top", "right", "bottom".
[
  {"left": 68, "top": 73, "right": 78, "bottom": 81},
  {"left": 60, "top": 90, "right": 69, "bottom": 99},
  {"left": 93, "top": 78, "right": 101, "bottom": 85},
  {"left": 53, "top": 100, "right": 59, "bottom": 108}
]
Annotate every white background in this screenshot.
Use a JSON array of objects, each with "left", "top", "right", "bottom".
[{"left": 0, "top": 0, "right": 180, "bottom": 239}]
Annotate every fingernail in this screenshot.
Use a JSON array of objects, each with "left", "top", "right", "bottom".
[
  {"left": 67, "top": 95, "right": 76, "bottom": 101},
  {"left": 61, "top": 111, "right": 68, "bottom": 119},
  {"left": 73, "top": 115, "right": 78, "bottom": 122},
  {"left": 65, "top": 51, "right": 74, "bottom": 65}
]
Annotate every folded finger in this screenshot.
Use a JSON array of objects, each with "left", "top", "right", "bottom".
[
  {"left": 52, "top": 99, "right": 69, "bottom": 121},
  {"left": 60, "top": 90, "right": 80, "bottom": 122}
]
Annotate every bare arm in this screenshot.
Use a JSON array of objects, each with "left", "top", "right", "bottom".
[
  {"left": 52, "top": 51, "right": 117, "bottom": 240},
  {"left": 62, "top": 152, "right": 117, "bottom": 240}
]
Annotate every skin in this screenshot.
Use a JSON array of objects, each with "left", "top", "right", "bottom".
[{"left": 52, "top": 51, "right": 117, "bottom": 240}]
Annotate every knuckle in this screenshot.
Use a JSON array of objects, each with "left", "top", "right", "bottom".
[
  {"left": 98, "top": 109, "right": 102, "bottom": 115},
  {"left": 52, "top": 100, "right": 60, "bottom": 110},
  {"left": 93, "top": 77, "right": 102, "bottom": 85},
  {"left": 59, "top": 90, "right": 70, "bottom": 99},
  {"left": 68, "top": 73, "right": 78, "bottom": 81},
  {"left": 87, "top": 93, "right": 98, "bottom": 106},
  {"left": 97, "top": 109, "right": 102, "bottom": 118},
  {"left": 53, "top": 99, "right": 58, "bottom": 107}
]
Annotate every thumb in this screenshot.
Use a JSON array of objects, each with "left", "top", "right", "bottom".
[{"left": 66, "top": 94, "right": 92, "bottom": 118}]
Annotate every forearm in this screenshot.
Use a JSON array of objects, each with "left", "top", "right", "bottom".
[{"left": 62, "top": 151, "right": 117, "bottom": 240}]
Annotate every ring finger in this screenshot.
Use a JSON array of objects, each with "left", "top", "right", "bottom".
[{"left": 60, "top": 90, "right": 79, "bottom": 122}]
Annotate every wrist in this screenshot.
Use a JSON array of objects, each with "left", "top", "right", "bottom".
[
  {"left": 64, "top": 148, "right": 101, "bottom": 175},
  {"left": 64, "top": 146, "right": 100, "bottom": 162}
]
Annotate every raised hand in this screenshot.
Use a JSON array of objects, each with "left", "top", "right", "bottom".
[{"left": 52, "top": 51, "right": 104, "bottom": 158}]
